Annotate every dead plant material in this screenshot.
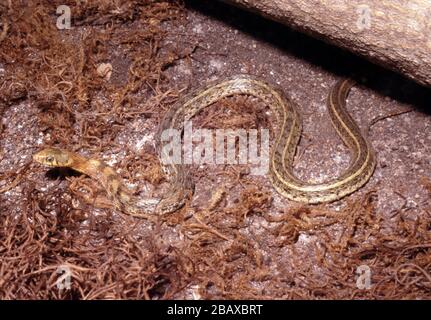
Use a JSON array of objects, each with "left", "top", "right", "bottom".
[{"left": 0, "top": 18, "right": 8, "bottom": 43}]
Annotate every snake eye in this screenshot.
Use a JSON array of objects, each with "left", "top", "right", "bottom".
[{"left": 46, "top": 155, "right": 54, "bottom": 163}]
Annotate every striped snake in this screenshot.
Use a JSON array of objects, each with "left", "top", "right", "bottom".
[{"left": 33, "top": 75, "right": 376, "bottom": 217}]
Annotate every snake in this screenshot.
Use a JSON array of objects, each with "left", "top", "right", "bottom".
[{"left": 33, "top": 75, "right": 376, "bottom": 217}]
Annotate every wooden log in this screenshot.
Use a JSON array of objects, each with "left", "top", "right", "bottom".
[{"left": 220, "top": 0, "right": 431, "bottom": 88}]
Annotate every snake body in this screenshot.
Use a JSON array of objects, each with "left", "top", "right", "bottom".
[{"left": 33, "top": 75, "right": 376, "bottom": 216}]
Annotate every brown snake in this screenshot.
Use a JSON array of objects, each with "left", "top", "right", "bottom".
[{"left": 33, "top": 75, "right": 376, "bottom": 217}]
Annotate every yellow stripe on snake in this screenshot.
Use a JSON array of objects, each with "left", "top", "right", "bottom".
[{"left": 33, "top": 75, "right": 376, "bottom": 218}]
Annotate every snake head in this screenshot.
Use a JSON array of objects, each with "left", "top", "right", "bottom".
[{"left": 33, "top": 148, "right": 74, "bottom": 167}]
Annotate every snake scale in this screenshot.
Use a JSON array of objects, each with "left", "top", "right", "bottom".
[{"left": 33, "top": 75, "right": 376, "bottom": 217}]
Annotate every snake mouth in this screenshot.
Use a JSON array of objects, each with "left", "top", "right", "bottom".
[
  {"left": 32, "top": 152, "right": 48, "bottom": 165},
  {"left": 32, "top": 152, "right": 55, "bottom": 166}
]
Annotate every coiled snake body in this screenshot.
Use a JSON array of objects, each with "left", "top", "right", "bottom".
[{"left": 33, "top": 75, "right": 376, "bottom": 217}]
